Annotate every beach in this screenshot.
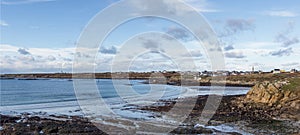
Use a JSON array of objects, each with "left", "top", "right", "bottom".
[
  {"left": 1, "top": 95, "right": 299, "bottom": 134},
  {"left": 1, "top": 74, "right": 300, "bottom": 134}
]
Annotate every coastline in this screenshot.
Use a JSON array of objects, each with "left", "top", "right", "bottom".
[
  {"left": 1, "top": 94, "right": 299, "bottom": 134},
  {"left": 0, "top": 72, "right": 259, "bottom": 87},
  {"left": 139, "top": 95, "right": 300, "bottom": 134},
  {"left": 1, "top": 73, "right": 300, "bottom": 134},
  {"left": 2, "top": 72, "right": 299, "bottom": 87}
]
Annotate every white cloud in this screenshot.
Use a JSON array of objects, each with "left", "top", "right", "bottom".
[
  {"left": 269, "top": 47, "right": 293, "bottom": 57},
  {"left": 224, "top": 51, "right": 246, "bottom": 59},
  {"left": 265, "top": 10, "right": 298, "bottom": 17},
  {"left": 0, "top": 44, "right": 75, "bottom": 73},
  {"left": 218, "top": 40, "right": 300, "bottom": 71},
  {"left": 0, "top": 20, "right": 8, "bottom": 26},
  {"left": 2, "top": 40, "right": 300, "bottom": 73},
  {"left": 235, "top": 41, "right": 280, "bottom": 49},
  {"left": 128, "top": 0, "right": 219, "bottom": 17},
  {"left": 0, "top": 44, "right": 122, "bottom": 73},
  {"left": 1, "top": 0, "right": 56, "bottom": 5},
  {"left": 183, "top": 0, "right": 219, "bottom": 13},
  {"left": 219, "top": 19, "right": 255, "bottom": 37},
  {"left": 275, "top": 21, "right": 299, "bottom": 47}
]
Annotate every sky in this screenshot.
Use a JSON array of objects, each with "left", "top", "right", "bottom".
[{"left": 1, "top": 0, "right": 300, "bottom": 73}]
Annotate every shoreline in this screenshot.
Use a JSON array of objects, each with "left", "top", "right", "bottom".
[
  {"left": 1, "top": 94, "right": 299, "bottom": 134},
  {"left": 143, "top": 80, "right": 255, "bottom": 87},
  {"left": 139, "top": 95, "right": 300, "bottom": 133},
  {"left": 1, "top": 74, "right": 299, "bottom": 134},
  {"left": 3, "top": 72, "right": 299, "bottom": 87},
  {"left": 1, "top": 77, "right": 255, "bottom": 87}
]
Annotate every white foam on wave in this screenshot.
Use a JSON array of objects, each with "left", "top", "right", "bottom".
[
  {"left": 206, "top": 124, "right": 253, "bottom": 135},
  {"left": 0, "top": 100, "right": 82, "bottom": 116},
  {"left": 1, "top": 81, "right": 250, "bottom": 123}
]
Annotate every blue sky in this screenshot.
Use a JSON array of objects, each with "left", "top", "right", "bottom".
[{"left": 1, "top": 0, "right": 300, "bottom": 73}]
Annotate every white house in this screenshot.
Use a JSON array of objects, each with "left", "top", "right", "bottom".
[{"left": 272, "top": 69, "right": 281, "bottom": 74}]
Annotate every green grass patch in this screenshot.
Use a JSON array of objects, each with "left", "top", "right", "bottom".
[{"left": 282, "top": 78, "right": 300, "bottom": 92}]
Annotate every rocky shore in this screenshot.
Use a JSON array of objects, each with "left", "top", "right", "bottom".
[
  {"left": 140, "top": 79, "right": 300, "bottom": 134},
  {"left": 1, "top": 95, "right": 299, "bottom": 135},
  {"left": 0, "top": 114, "right": 107, "bottom": 135},
  {"left": 1, "top": 94, "right": 299, "bottom": 134},
  {"left": 243, "top": 79, "right": 300, "bottom": 121},
  {"left": 1, "top": 76, "right": 299, "bottom": 134},
  {"left": 140, "top": 95, "right": 299, "bottom": 134}
]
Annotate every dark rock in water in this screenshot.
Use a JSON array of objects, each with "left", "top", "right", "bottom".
[
  {"left": 0, "top": 114, "right": 108, "bottom": 135},
  {"left": 170, "top": 126, "right": 213, "bottom": 134},
  {"left": 0, "top": 77, "right": 15, "bottom": 80},
  {"left": 17, "top": 78, "right": 38, "bottom": 80}
]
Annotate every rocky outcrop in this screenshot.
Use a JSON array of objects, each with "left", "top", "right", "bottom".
[{"left": 243, "top": 81, "right": 300, "bottom": 120}]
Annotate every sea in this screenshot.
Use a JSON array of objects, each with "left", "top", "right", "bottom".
[
  {"left": 0, "top": 79, "right": 253, "bottom": 134},
  {"left": 1, "top": 79, "right": 250, "bottom": 117}
]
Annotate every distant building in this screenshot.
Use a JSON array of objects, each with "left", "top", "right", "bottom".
[
  {"left": 272, "top": 69, "right": 281, "bottom": 74},
  {"left": 201, "top": 70, "right": 213, "bottom": 76},
  {"left": 239, "top": 71, "right": 246, "bottom": 75},
  {"left": 230, "top": 71, "right": 239, "bottom": 76},
  {"left": 291, "top": 69, "right": 298, "bottom": 73},
  {"left": 253, "top": 71, "right": 259, "bottom": 74}
]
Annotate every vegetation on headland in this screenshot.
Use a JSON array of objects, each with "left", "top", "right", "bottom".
[
  {"left": 2, "top": 72, "right": 300, "bottom": 87},
  {"left": 282, "top": 77, "right": 300, "bottom": 92}
]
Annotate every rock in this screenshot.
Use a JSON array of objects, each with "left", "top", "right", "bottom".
[
  {"left": 170, "top": 126, "right": 213, "bottom": 134},
  {"left": 276, "top": 104, "right": 282, "bottom": 109},
  {"left": 238, "top": 103, "right": 244, "bottom": 108},
  {"left": 246, "top": 81, "right": 286, "bottom": 104},
  {"left": 274, "top": 82, "right": 282, "bottom": 89},
  {"left": 290, "top": 100, "right": 300, "bottom": 109},
  {"left": 243, "top": 80, "right": 300, "bottom": 120},
  {"left": 193, "top": 124, "right": 204, "bottom": 128}
]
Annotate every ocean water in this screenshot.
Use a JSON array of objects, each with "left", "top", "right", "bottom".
[{"left": 0, "top": 79, "right": 250, "bottom": 117}]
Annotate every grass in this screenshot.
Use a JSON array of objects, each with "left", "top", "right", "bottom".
[{"left": 282, "top": 78, "right": 300, "bottom": 92}]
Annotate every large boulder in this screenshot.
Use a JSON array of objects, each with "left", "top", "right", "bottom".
[
  {"left": 245, "top": 81, "right": 286, "bottom": 105},
  {"left": 244, "top": 80, "right": 300, "bottom": 120}
]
